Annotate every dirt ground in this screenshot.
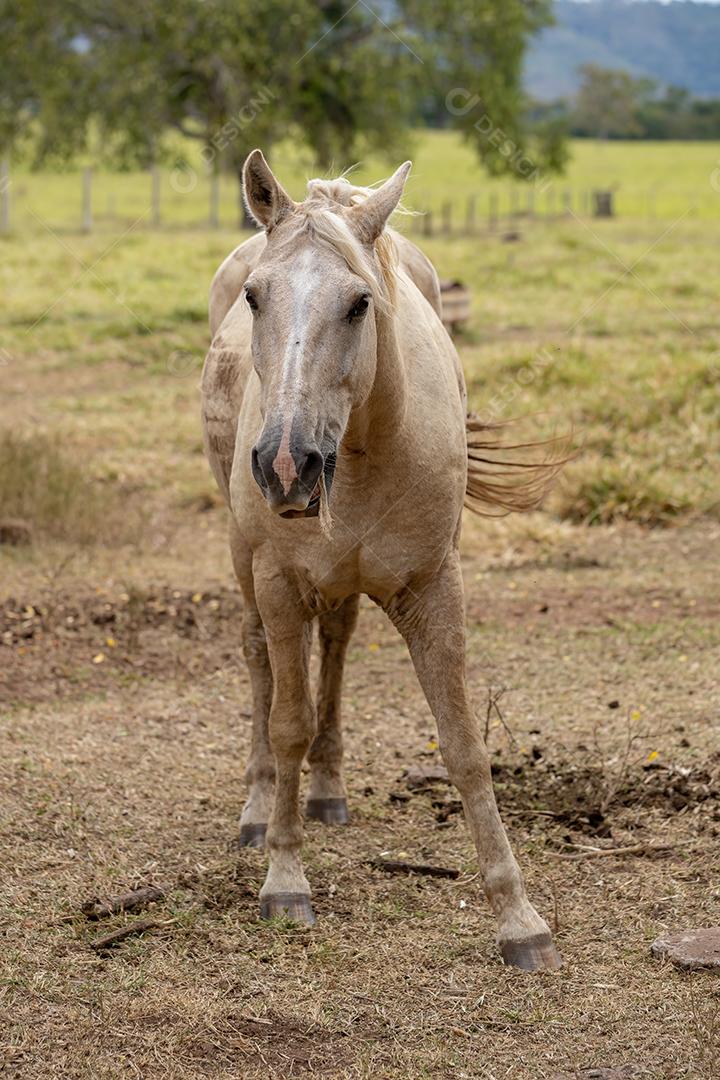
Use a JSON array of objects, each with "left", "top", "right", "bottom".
[{"left": 1, "top": 507, "right": 719, "bottom": 1079}]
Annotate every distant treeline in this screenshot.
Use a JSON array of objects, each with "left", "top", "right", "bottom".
[{"left": 533, "top": 65, "right": 720, "bottom": 142}]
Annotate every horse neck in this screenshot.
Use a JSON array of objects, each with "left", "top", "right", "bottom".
[{"left": 344, "top": 304, "right": 408, "bottom": 456}]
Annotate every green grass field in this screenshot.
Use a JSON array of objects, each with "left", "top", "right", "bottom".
[
  {"left": 2, "top": 134, "right": 718, "bottom": 530},
  {"left": 5, "top": 132, "right": 720, "bottom": 234}
]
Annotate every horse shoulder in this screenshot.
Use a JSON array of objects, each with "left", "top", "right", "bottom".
[
  {"left": 394, "top": 232, "right": 442, "bottom": 317},
  {"left": 395, "top": 270, "right": 467, "bottom": 418},
  {"left": 202, "top": 293, "right": 255, "bottom": 503},
  {"left": 209, "top": 232, "right": 267, "bottom": 337}
]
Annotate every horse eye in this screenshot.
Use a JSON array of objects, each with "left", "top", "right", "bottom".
[
  {"left": 347, "top": 295, "right": 369, "bottom": 322},
  {"left": 245, "top": 288, "right": 259, "bottom": 312}
]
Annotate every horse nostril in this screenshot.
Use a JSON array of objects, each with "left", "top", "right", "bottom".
[
  {"left": 305, "top": 450, "right": 322, "bottom": 473},
  {"left": 299, "top": 449, "right": 324, "bottom": 494},
  {"left": 251, "top": 446, "right": 267, "bottom": 490}
]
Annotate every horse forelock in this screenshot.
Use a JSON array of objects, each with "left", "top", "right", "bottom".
[{"left": 273, "top": 177, "right": 399, "bottom": 312}]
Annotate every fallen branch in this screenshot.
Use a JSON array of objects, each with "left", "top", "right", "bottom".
[
  {"left": 81, "top": 884, "right": 166, "bottom": 921},
  {"left": 90, "top": 918, "right": 162, "bottom": 952},
  {"left": 368, "top": 858, "right": 459, "bottom": 880},
  {"left": 546, "top": 842, "right": 673, "bottom": 861}
]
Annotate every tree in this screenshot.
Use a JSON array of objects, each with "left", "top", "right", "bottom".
[
  {"left": 572, "top": 64, "right": 655, "bottom": 139},
  {"left": 0, "top": 0, "right": 91, "bottom": 162},
  {"left": 1, "top": 0, "right": 565, "bottom": 193},
  {"left": 73, "top": 0, "right": 419, "bottom": 221},
  {"left": 399, "top": 0, "right": 565, "bottom": 178}
]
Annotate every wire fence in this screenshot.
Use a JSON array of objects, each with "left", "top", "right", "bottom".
[{"left": 1, "top": 161, "right": 718, "bottom": 236}]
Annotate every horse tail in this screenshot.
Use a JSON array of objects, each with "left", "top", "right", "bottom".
[{"left": 464, "top": 415, "right": 573, "bottom": 517}]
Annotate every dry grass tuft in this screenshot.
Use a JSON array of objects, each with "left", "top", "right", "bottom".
[{"left": 0, "top": 431, "right": 140, "bottom": 546}]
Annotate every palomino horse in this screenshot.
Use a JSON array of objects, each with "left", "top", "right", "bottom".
[{"left": 201, "top": 150, "right": 562, "bottom": 971}]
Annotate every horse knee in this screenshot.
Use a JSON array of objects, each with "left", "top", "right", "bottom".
[
  {"left": 441, "top": 736, "right": 491, "bottom": 794},
  {"left": 269, "top": 697, "right": 315, "bottom": 758}
]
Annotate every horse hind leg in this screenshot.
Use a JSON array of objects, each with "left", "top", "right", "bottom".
[
  {"left": 231, "top": 523, "right": 274, "bottom": 849},
  {"left": 387, "top": 552, "right": 561, "bottom": 972},
  {"left": 306, "top": 594, "right": 359, "bottom": 825}
]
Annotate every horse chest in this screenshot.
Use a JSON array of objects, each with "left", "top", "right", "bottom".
[{"left": 287, "top": 515, "right": 446, "bottom": 613}]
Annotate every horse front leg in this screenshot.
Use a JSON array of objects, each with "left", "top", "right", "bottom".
[
  {"left": 306, "top": 594, "right": 359, "bottom": 825},
  {"left": 387, "top": 551, "right": 561, "bottom": 972},
  {"left": 254, "top": 560, "right": 316, "bottom": 925},
  {"left": 237, "top": 603, "right": 274, "bottom": 848},
  {"left": 231, "top": 525, "right": 274, "bottom": 849}
]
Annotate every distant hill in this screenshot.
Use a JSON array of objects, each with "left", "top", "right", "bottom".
[{"left": 526, "top": 1, "right": 720, "bottom": 100}]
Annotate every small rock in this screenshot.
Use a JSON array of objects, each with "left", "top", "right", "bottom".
[
  {"left": 651, "top": 927, "right": 720, "bottom": 971},
  {"left": 403, "top": 763, "right": 450, "bottom": 791},
  {"left": 0, "top": 519, "right": 32, "bottom": 546}
]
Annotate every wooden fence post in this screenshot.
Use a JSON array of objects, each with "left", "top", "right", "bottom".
[
  {"left": 209, "top": 170, "right": 220, "bottom": 228},
  {"left": 441, "top": 201, "right": 452, "bottom": 234},
  {"left": 563, "top": 189, "right": 572, "bottom": 215},
  {"left": 465, "top": 195, "right": 476, "bottom": 235},
  {"left": 592, "top": 190, "right": 614, "bottom": 218},
  {"left": 0, "top": 158, "right": 9, "bottom": 234},
  {"left": 526, "top": 188, "right": 535, "bottom": 217},
  {"left": 510, "top": 187, "right": 519, "bottom": 218},
  {"left": 82, "top": 167, "right": 93, "bottom": 232},
  {"left": 151, "top": 165, "right": 161, "bottom": 227},
  {"left": 423, "top": 210, "right": 433, "bottom": 237},
  {"left": 489, "top": 192, "right": 498, "bottom": 230}
]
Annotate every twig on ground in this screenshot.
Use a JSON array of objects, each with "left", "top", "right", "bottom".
[
  {"left": 367, "top": 858, "right": 459, "bottom": 880},
  {"left": 90, "top": 918, "right": 163, "bottom": 952},
  {"left": 551, "top": 878, "right": 560, "bottom": 933},
  {"left": 81, "top": 884, "right": 167, "bottom": 921},
  {"left": 447, "top": 871, "right": 481, "bottom": 888},
  {"left": 546, "top": 842, "right": 673, "bottom": 861},
  {"left": 484, "top": 685, "right": 517, "bottom": 748}
]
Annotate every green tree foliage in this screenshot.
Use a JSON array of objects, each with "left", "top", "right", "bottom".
[
  {"left": 547, "top": 64, "right": 720, "bottom": 141},
  {"left": 572, "top": 64, "right": 655, "bottom": 139},
  {"left": 0, "top": 0, "right": 91, "bottom": 161},
  {"left": 0, "top": 0, "right": 561, "bottom": 182},
  {"left": 400, "top": 0, "right": 566, "bottom": 178},
  {"left": 68, "top": 1, "right": 420, "bottom": 175}
]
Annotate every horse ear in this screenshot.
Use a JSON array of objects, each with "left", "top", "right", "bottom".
[
  {"left": 347, "top": 161, "right": 412, "bottom": 244},
  {"left": 243, "top": 149, "right": 295, "bottom": 230}
]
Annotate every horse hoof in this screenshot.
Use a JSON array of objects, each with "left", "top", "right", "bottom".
[
  {"left": 306, "top": 797, "right": 349, "bottom": 824},
  {"left": 260, "top": 893, "right": 316, "bottom": 926},
  {"left": 500, "top": 933, "right": 562, "bottom": 972},
  {"left": 238, "top": 823, "right": 267, "bottom": 849}
]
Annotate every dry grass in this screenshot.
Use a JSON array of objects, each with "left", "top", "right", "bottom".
[
  {"left": 0, "top": 431, "right": 142, "bottom": 546},
  {"left": 1, "top": 518, "right": 719, "bottom": 1079}
]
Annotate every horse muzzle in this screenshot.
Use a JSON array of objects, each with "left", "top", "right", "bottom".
[{"left": 251, "top": 432, "right": 337, "bottom": 518}]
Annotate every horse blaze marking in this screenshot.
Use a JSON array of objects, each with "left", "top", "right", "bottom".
[{"left": 272, "top": 423, "right": 297, "bottom": 494}]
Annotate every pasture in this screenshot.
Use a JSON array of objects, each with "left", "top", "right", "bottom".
[
  {"left": 1, "top": 135, "right": 719, "bottom": 1078},
  {"left": 5, "top": 133, "right": 720, "bottom": 233}
]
